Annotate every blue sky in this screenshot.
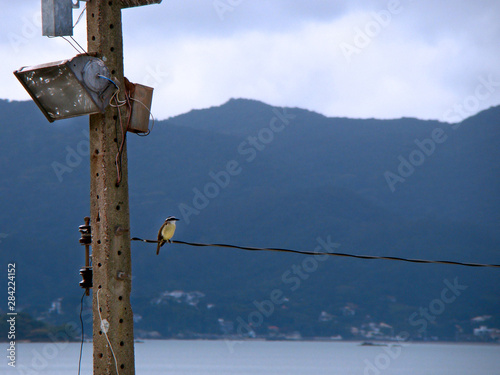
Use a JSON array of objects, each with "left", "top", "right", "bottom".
[{"left": 2, "top": 0, "right": 500, "bottom": 121}]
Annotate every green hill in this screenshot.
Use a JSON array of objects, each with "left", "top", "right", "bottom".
[{"left": 0, "top": 98, "right": 498, "bottom": 340}]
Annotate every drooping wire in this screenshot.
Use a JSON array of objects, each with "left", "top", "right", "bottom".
[
  {"left": 73, "top": 3, "right": 87, "bottom": 28},
  {"left": 114, "top": 97, "right": 125, "bottom": 186},
  {"left": 114, "top": 94, "right": 131, "bottom": 186},
  {"left": 96, "top": 288, "right": 120, "bottom": 375},
  {"left": 77, "top": 290, "right": 86, "bottom": 375},
  {"left": 130, "top": 237, "right": 500, "bottom": 269},
  {"left": 100, "top": 77, "right": 127, "bottom": 186}
]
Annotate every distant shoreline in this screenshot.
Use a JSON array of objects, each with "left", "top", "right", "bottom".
[{"left": 3, "top": 338, "right": 498, "bottom": 345}]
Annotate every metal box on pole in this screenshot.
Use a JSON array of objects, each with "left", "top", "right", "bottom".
[
  {"left": 128, "top": 83, "right": 154, "bottom": 134},
  {"left": 42, "top": 0, "right": 73, "bottom": 37}
]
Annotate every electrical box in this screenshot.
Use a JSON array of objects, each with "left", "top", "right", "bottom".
[
  {"left": 127, "top": 83, "right": 154, "bottom": 134},
  {"left": 42, "top": 0, "right": 73, "bottom": 37}
]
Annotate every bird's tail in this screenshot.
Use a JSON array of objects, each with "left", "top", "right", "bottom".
[{"left": 156, "top": 242, "right": 161, "bottom": 255}]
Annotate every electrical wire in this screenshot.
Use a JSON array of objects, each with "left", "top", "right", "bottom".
[
  {"left": 104, "top": 85, "right": 128, "bottom": 186},
  {"left": 125, "top": 89, "right": 133, "bottom": 131},
  {"left": 96, "top": 288, "right": 120, "bottom": 375},
  {"left": 101, "top": 78, "right": 124, "bottom": 110},
  {"left": 77, "top": 290, "right": 86, "bottom": 375},
  {"left": 97, "top": 75, "right": 120, "bottom": 90},
  {"left": 130, "top": 237, "right": 500, "bottom": 269},
  {"left": 95, "top": 75, "right": 126, "bottom": 186},
  {"left": 70, "top": 36, "right": 88, "bottom": 55},
  {"left": 73, "top": 3, "right": 87, "bottom": 28},
  {"left": 115, "top": 95, "right": 129, "bottom": 186},
  {"left": 47, "top": 1, "right": 88, "bottom": 56},
  {"left": 109, "top": 89, "right": 127, "bottom": 107},
  {"left": 60, "top": 36, "right": 86, "bottom": 55},
  {"left": 115, "top": 99, "right": 125, "bottom": 186}
]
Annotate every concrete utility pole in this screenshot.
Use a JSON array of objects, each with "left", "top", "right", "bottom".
[{"left": 86, "top": 1, "right": 161, "bottom": 374}]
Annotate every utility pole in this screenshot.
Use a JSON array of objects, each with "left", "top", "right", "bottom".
[{"left": 86, "top": 1, "right": 161, "bottom": 374}]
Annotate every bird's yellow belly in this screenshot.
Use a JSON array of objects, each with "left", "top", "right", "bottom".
[{"left": 161, "top": 223, "right": 176, "bottom": 240}]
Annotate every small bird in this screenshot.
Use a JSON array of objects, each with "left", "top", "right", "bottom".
[{"left": 156, "top": 216, "right": 179, "bottom": 255}]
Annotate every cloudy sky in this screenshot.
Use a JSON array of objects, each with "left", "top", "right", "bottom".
[{"left": 2, "top": 0, "right": 500, "bottom": 122}]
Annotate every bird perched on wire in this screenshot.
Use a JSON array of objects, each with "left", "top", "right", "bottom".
[{"left": 156, "top": 216, "right": 179, "bottom": 255}]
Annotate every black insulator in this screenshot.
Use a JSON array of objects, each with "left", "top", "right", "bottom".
[
  {"left": 79, "top": 267, "right": 93, "bottom": 290},
  {"left": 79, "top": 236, "right": 92, "bottom": 245},
  {"left": 79, "top": 224, "right": 91, "bottom": 234},
  {"left": 79, "top": 222, "right": 92, "bottom": 245}
]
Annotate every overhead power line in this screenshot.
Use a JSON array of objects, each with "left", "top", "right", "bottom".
[{"left": 130, "top": 237, "right": 500, "bottom": 269}]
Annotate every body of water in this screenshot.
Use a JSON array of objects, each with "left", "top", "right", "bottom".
[{"left": 2, "top": 340, "right": 499, "bottom": 374}]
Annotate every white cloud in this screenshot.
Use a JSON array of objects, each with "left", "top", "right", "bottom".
[{"left": 1, "top": 0, "right": 499, "bottom": 122}]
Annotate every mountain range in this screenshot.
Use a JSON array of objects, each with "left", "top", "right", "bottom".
[{"left": 0, "top": 98, "right": 499, "bottom": 340}]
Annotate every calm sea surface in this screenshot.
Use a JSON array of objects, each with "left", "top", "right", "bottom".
[{"left": 2, "top": 340, "right": 499, "bottom": 374}]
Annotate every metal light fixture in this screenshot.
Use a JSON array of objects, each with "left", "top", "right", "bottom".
[{"left": 14, "top": 54, "right": 116, "bottom": 122}]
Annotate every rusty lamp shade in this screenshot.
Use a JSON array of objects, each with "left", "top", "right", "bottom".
[{"left": 14, "top": 54, "right": 116, "bottom": 123}]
